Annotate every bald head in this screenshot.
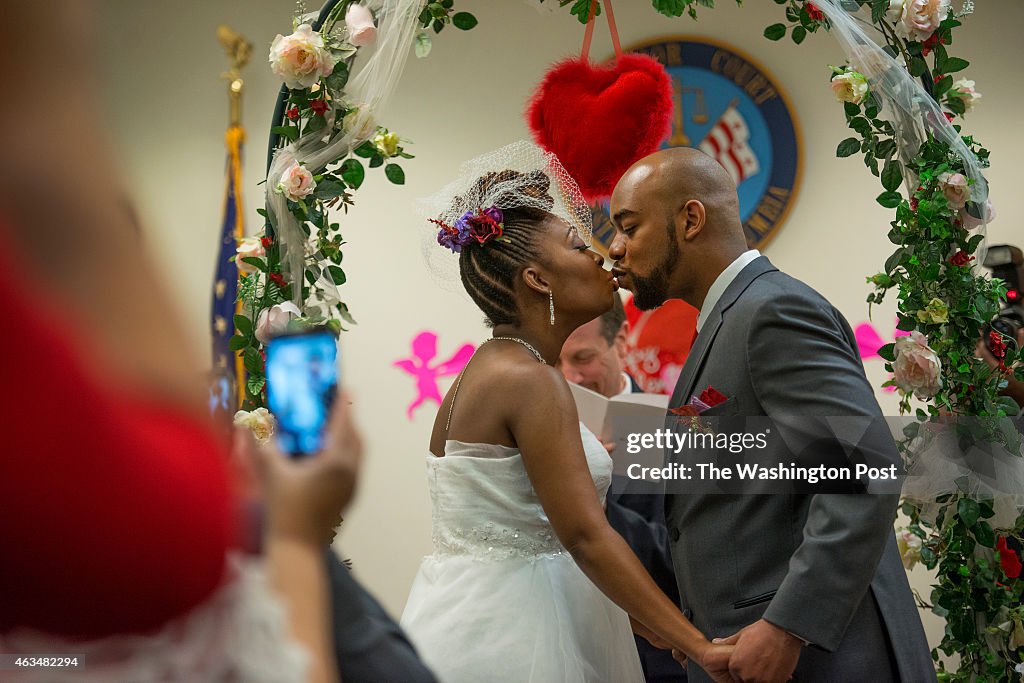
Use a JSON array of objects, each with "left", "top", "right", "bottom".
[{"left": 612, "top": 147, "right": 744, "bottom": 246}]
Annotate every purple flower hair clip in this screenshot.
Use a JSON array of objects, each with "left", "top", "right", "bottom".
[{"left": 431, "top": 206, "right": 509, "bottom": 254}]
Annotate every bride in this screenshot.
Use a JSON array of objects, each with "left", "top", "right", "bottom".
[{"left": 400, "top": 142, "right": 731, "bottom": 683}]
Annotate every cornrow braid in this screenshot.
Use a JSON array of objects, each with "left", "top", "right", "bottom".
[{"left": 457, "top": 170, "right": 555, "bottom": 327}]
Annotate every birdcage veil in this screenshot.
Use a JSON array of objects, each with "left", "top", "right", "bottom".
[{"left": 420, "top": 140, "right": 593, "bottom": 291}]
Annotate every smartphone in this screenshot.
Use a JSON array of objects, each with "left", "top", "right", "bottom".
[{"left": 265, "top": 329, "right": 339, "bottom": 457}]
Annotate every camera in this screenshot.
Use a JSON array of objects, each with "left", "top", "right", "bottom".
[{"left": 982, "top": 244, "right": 1023, "bottom": 354}]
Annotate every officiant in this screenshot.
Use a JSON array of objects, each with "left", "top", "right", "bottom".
[{"left": 558, "top": 295, "right": 686, "bottom": 683}]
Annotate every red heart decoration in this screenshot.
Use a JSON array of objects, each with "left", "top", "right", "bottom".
[{"left": 527, "top": 54, "right": 673, "bottom": 203}]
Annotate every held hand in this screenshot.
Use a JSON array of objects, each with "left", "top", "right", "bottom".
[
  {"left": 629, "top": 617, "right": 671, "bottom": 650},
  {"left": 249, "top": 391, "right": 364, "bottom": 547},
  {"left": 720, "top": 619, "right": 801, "bottom": 683},
  {"left": 694, "top": 642, "right": 736, "bottom": 683}
]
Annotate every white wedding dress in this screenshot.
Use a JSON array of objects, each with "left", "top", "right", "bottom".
[{"left": 401, "top": 424, "right": 644, "bottom": 683}]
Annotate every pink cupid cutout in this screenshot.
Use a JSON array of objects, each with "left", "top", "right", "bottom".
[{"left": 393, "top": 331, "right": 475, "bottom": 420}]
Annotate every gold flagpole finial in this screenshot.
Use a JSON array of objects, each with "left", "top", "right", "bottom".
[{"left": 217, "top": 25, "right": 252, "bottom": 126}]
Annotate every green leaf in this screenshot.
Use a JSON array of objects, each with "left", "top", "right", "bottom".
[
  {"left": 246, "top": 375, "right": 265, "bottom": 397},
  {"left": 271, "top": 125, "right": 299, "bottom": 142},
  {"left": 791, "top": 26, "right": 807, "bottom": 44},
  {"left": 957, "top": 497, "right": 980, "bottom": 527},
  {"left": 240, "top": 257, "right": 267, "bottom": 272},
  {"left": 876, "top": 191, "right": 902, "bottom": 208},
  {"left": 870, "top": 0, "right": 890, "bottom": 23},
  {"left": 314, "top": 178, "right": 347, "bottom": 200},
  {"left": 243, "top": 347, "right": 263, "bottom": 375},
  {"left": 354, "top": 141, "right": 376, "bottom": 158},
  {"left": 305, "top": 115, "right": 326, "bottom": 133},
  {"left": 943, "top": 57, "right": 969, "bottom": 73},
  {"left": 946, "top": 96, "right": 966, "bottom": 115},
  {"left": 570, "top": 0, "right": 598, "bottom": 23},
  {"left": 233, "top": 314, "right": 253, "bottom": 338},
  {"left": 325, "top": 62, "right": 349, "bottom": 91},
  {"left": 228, "top": 334, "right": 247, "bottom": 352},
  {"left": 763, "top": 23, "right": 787, "bottom": 41},
  {"left": 385, "top": 163, "right": 406, "bottom": 185},
  {"left": 339, "top": 158, "right": 365, "bottom": 189},
  {"left": 878, "top": 343, "right": 896, "bottom": 362},
  {"left": 652, "top": 0, "right": 688, "bottom": 17},
  {"left": 843, "top": 101, "right": 860, "bottom": 118},
  {"left": 836, "top": 137, "right": 861, "bottom": 158},
  {"left": 452, "top": 11, "right": 478, "bottom": 30},
  {"left": 972, "top": 521, "right": 995, "bottom": 548},
  {"left": 327, "top": 265, "right": 347, "bottom": 286},
  {"left": 369, "top": 154, "right": 384, "bottom": 168},
  {"left": 881, "top": 160, "right": 903, "bottom": 192},
  {"left": 909, "top": 56, "right": 928, "bottom": 77},
  {"left": 934, "top": 75, "right": 954, "bottom": 98}
]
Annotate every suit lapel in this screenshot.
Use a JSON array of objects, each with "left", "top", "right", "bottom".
[{"left": 669, "top": 256, "right": 778, "bottom": 409}]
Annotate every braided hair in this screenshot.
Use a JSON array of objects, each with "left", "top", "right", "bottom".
[{"left": 457, "top": 170, "right": 555, "bottom": 327}]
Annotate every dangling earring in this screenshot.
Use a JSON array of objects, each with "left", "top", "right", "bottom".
[{"left": 549, "top": 290, "right": 555, "bottom": 326}]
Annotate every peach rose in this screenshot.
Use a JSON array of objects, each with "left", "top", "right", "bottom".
[
  {"left": 896, "top": 0, "right": 950, "bottom": 42},
  {"left": 345, "top": 4, "right": 377, "bottom": 48},
  {"left": 269, "top": 24, "right": 337, "bottom": 90},
  {"left": 830, "top": 71, "right": 869, "bottom": 105},
  {"left": 893, "top": 331, "right": 942, "bottom": 400},
  {"left": 885, "top": 0, "right": 907, "bottom": 22},
  {"left": 255, "top": 301, "right": 302, "bottom": 344},
  {"left": 951, "top": 78, "right": 982, "bottom": 113},
  {"left": 937, "top": 172, "right": 969, "bottom": 209},
  {"left": 277, "top": 162, "right": 316, "bottom": 202},
  {"left": 897, "top": 529, "right": 923, "bottom": 569},
  {"left": 236, "top": 236, "right": 266, "bottom": 275}
]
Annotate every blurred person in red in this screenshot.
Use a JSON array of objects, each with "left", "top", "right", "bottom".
[{"left": 0, "top": 3, "right": 362, "bottom": 681}]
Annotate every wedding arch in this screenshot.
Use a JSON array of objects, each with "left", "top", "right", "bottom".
[{"left": 229, "top": 1, "right": 1023, "bottom": 678}]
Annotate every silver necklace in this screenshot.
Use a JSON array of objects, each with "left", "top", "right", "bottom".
[
  {"left": 487, "top": 336, "right": 546, "bottom": 364},
  {"left": 445, "top": 336, "right": 546, "bottom": 432}
]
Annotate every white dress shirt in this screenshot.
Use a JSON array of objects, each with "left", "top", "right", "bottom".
[{"left": 696, "top": 250, "right": 761, "bottom": 332}]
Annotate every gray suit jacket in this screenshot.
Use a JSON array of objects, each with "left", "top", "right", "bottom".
[{"left": 666, "top": 257, "right": 934, "bottom": 682}]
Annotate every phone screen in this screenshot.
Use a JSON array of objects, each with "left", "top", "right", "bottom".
[{"left": 265, "top": 330, "right": 339, "bottom": 456}]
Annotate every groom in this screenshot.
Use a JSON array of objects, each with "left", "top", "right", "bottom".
[{"left": 607, "top": 148, "right": 935, "bottom": 682}]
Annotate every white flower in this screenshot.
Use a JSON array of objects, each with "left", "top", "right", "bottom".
[
  {"left": 256, "top": 301, "right": 302, "bottom": 343},
  {"left": 893, "top": 331, "right": 942, "bottom": 400},
  {"left": 236, "top": 236, "right": 266, "bottom": 274},
  {"left": 342, "top": 109, "right": 376, "bottom": 139},
  {"left": 950, "top": 78, "right": 982, "bottom": 112},
  {"left": 277, "top": 162, "right": 316, "bottom": 202},
  {"left": 345, "top": 4, "right": 377, "bottom": 47},
  {"left": 895, "top": 0, "right": 950, "bottom": 42},
  {"left": 897, "top": 528, "right": 923, "bottom": 569},
  {"left": 269, "top": 24, "right": 337, "bottom": 90},
  {"left": 830, "top": 71, "right": 870, "bottom": 105},
  {"left": 937, "top": 172, "right": 969, "bottom": 210},
  {"left": 372, "top": 131, "right": 400, "bottom": 157},
  {"left": 234, "top": 407, "right": 275, "bottom": 443}
]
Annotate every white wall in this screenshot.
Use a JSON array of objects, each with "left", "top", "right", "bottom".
[{"left": 99, "top": 0, "right": 1024, "bottom": 646}]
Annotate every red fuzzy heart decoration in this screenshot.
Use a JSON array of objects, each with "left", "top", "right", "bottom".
[{"left": 527, "top": 54, "right": 673, "bottom": 203}]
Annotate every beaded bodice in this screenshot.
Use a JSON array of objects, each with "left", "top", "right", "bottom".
[{"left": 425, "top": 424, "right": 611, "bottom": 561}]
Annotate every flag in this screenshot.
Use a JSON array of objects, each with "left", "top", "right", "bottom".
[
  {"left": 698, "top": 104, "right": 760, "bottom": 186},
  {"left": 211, "top": 125, "right": 246, "bottom": 411}
]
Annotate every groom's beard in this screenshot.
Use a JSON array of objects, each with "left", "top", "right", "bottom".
[{"left": 630, "top": 233, "right": 679, "bottom": 311}]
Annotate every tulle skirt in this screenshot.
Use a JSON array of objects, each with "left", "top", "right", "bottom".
[{"left": 401, "top": 552, "right": 644, "bottom": 683}]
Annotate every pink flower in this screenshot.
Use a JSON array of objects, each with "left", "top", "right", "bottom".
[
  {"left": 896, "top": 0, "right": 950, "bottom": 42},
  {"left": 937, "top": 172, "right": 969, "bottom": 209},
  {"left": 960, "top": 199, "right": 996, "bottom": 229},
  {"left": 345, "top": 4, "right": 377, "bottom": 48},
  {"left": 893, "top": 331, "right": 942, "bottom": 400},
  {"left": 255, "top": 301, "right": 301, "bottom": 343},
  {"left": 235, "top": 236, "right": 266, "bottom": 274},
  {"left": 276, "top": 161, "right": 316, "bottom": 202},
  {"left": 950, "top": 78, "right": 982, "bottom": 113},
  {"left": 269, "top": 24, "right": 336, "bottom": 90}
]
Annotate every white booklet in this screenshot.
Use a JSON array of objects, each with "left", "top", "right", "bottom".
[{"left": 568, "top": 382, "right": 669, "bottom": 473}]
